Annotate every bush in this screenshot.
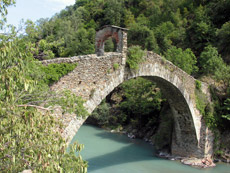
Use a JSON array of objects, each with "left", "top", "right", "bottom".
[
  {"left": 0, "top": 35, "right": 88, "bottom": 172},
  {"left": 0, "top": 108, "right": 87, "bottom": 172},
  {"left": 221, "top": 98, "right": 230, "bottom": 121},
  {"left": 127, "top": 46, "right": 145, "bottom": 70},
  {"left": 195, "top": 80, "right": 202, "bottom": 90},
  {"left": 199, "top": 45, "right": 224, "bottom": 75},
  {"left": 195, "top": 89, "right": 216, "bottom": 129},
  {"left": 217, "top": 22, "right": 230, "bottom": 62},
  {"left": 113, "top": 63, "right": 119, "bottom": 70},
  {"left": 165, "top": 46, "right": 198, "bottom": 75},
  {"left": 120, "top": 77, "right": 164, "bottom": 126},
  {"left": 41, "top": 63, "right": 77, "bottom": 85},
  {"left": 128, "top": 23, "right": 159, "bottom": 52},
  {"left": 90, "top": 100, "right": 111, "bottom": 126}
]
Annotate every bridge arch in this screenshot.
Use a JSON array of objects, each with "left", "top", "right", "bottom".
[
  {"left": 44, "top": 51, "right": 213, "bottom": 158},
  {"left": 84, "top": 56, "right": 200, "bottom": 157},
  {"left": 43, "top": 25, "right": 213, "bottom": 158}
]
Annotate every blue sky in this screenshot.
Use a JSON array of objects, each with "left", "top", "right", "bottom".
[{"left": 6, "top": 0, "right": 76, "bottom": 27}]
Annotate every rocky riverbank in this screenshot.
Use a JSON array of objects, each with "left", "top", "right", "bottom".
[{"left": 181, "top": 158, "right": 216, "bottom": 168}]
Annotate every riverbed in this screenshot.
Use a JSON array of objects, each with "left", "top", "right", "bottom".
[{"left": 70, "top": 124, "right": 230, "bottom": 173}]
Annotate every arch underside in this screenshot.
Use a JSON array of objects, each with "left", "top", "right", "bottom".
[{"left": 143, "top": 76, "right": 200, "bottom": 157}]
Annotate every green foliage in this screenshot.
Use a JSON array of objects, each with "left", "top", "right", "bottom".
[
  {"left": 165, "top": 46, "right": 198, "bottom": 74},
  {"left": 41, "top": 63, "right": 77, "bottom": 85},
  {"left": 195, "top": 89, "right": 207, "bottom": 116},
  {"left": 199, "top": 45, "right": 224, "bottom": 75},
  {"left": 195, "top": 80, "right": 202, "bottom": 91},
  {"left": 0, "top": 26, "right": 88, "bottom": 171},
  {"left": 104, "top": 38, "right": 115, "bottom": 52},
  {"left": 214, "top": 63, "right": 230, "bottom": 88},
  {"left": 17, "top": 0, "right": 229, "bottom": 64},
  {"left": 91, "top": 77, "right": 164, "bottom": 129},
  {"left": 124, "top": 9, "right": 135, "bottom": 27},
  {"left": 120, "top": 78, "right": 164, "bottom": 126},
  {"left": 154, "top": 21, "right": 175, "bottom": 53},
  {"left": 104, "top": 0, "right": 125, "bottom": 26},
  {"left": 127, "top": 46, "right": 145, "bottom": 70},
  {"left": 0, "top": 108, "right": 87, "bottom": 172},
  {"left": 128, "top": 23, "right": 159, "bottom": 52},
  {"left": 0, "top": 0, "right": 15, "bottom": 27},
  {"left": 113, "top": 63, "right": 119, "bottom": 70},
  {"left": 54, "top": 90, "right": 89, "bottom": 118},
  {"left": 216, "top": 21, "right": 230, "bottom": 62},
  {"left": 185, "top": 5, "right": 216, "bottom": 55},
  {"left": 91, "top": 100, "right": 111, "bottom": 126},
  {"left": 207, "top": 0, "right": 230, "bottom": 28},
  {"left": 221, "top": 98, "right": 230, "bottom": 121},
  {"left": 195, "top": 89, "right": 216, "bottom": 129},
  {"left": 63, "top": 143, "right": 88, "bottom": 173},
  {"left": 2, "top": 0, "right": 230, "bottom": 163}
]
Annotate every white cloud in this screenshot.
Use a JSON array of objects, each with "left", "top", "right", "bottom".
[{"left": 48, "top": 0, "right": 75, "bottom": 6}]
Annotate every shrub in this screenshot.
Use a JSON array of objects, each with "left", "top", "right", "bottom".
[
  {"left": 221, "top": 98, "right": 230, "bottom": 121},
  {"left": 0, "top": 108, "right": 88, "bottom": 172},
  {"left": 41, "top": 63, "right": 77, "bottom": 85},
  {"left": 127, "top": 46, "right": 145, "bottom": 70},
  {"left": 199, "top": 45, "right": 224, "bottom": 75},
  {"left": 195, "top": 80, "right": 202, "bottom": 91},
  {"left": 113, "top": 63, "right": 119, "bottom": 70},
  {"left": 165, "top": 46, "right": 198, "bottom": 75},
  {"left": 0, "top": 36, "right": 87, "bottom": 172},
  {"left": 195, "top": 89, "right": 216, "bottom": 129}
]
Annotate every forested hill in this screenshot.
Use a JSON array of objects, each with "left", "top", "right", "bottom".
[
  {"left": 24, "top": 0, "right": 230, "bottom": 88},
  {"left": 25, "top": 0, "right": 230, "bottom": 61}
]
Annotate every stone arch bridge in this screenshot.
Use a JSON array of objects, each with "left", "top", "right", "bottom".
[{"left": 42, "top": 26, "right": 213, "bottom": 158}]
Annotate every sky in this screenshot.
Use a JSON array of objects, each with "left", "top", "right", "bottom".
[{"left": 6, "top": 0, "right": 76, "bottom": 27}]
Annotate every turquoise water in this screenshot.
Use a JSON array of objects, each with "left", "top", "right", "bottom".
[{"left": 71, "top": 124, "right": 230, "bottom": 173}]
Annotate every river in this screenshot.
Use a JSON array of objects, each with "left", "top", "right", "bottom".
[{"left": 70, "top": 124, "right": 230, "bottom": 173}]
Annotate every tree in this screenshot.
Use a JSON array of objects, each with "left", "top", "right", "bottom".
[
  {"left": 0, "top": 0, "right": 15, "bottom": 28},
  {"left": 199, "top": 45, "right": 224, "bottom": 75},
  {"left": 0, "top": 3, "right": 88, "bottom": 170},
  {"left": 217, "top": 22, "right": 230, "bottom": 63},
  {"left": 222, "top": 98, "right": 230, "bottom": 121},
  {"left": 165, "top": 46, "right": 198, "bottom": 74},
  {"left": 128, "top": 23, "right": 159, "bottom": 52},
  {"left": 0, "top": 32, "right": 88, "bottom": 172},
  {"left": 124, "top": 9, "right": 135, "bottom": 27},
  {"left": 120, "top": 77, "right": 163, "bottom": 127},
  {"left": 155, "top": 21, "right": 175, "bottom": 53},
  {"left": 103, "top": 0, "right": 125, "bottom": 26},
  {"left": 185, "top": 5, "right": 216, "bottom": 56},
  {"left": 207, "top": 0, "right": 230, "bottom": 28}
]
